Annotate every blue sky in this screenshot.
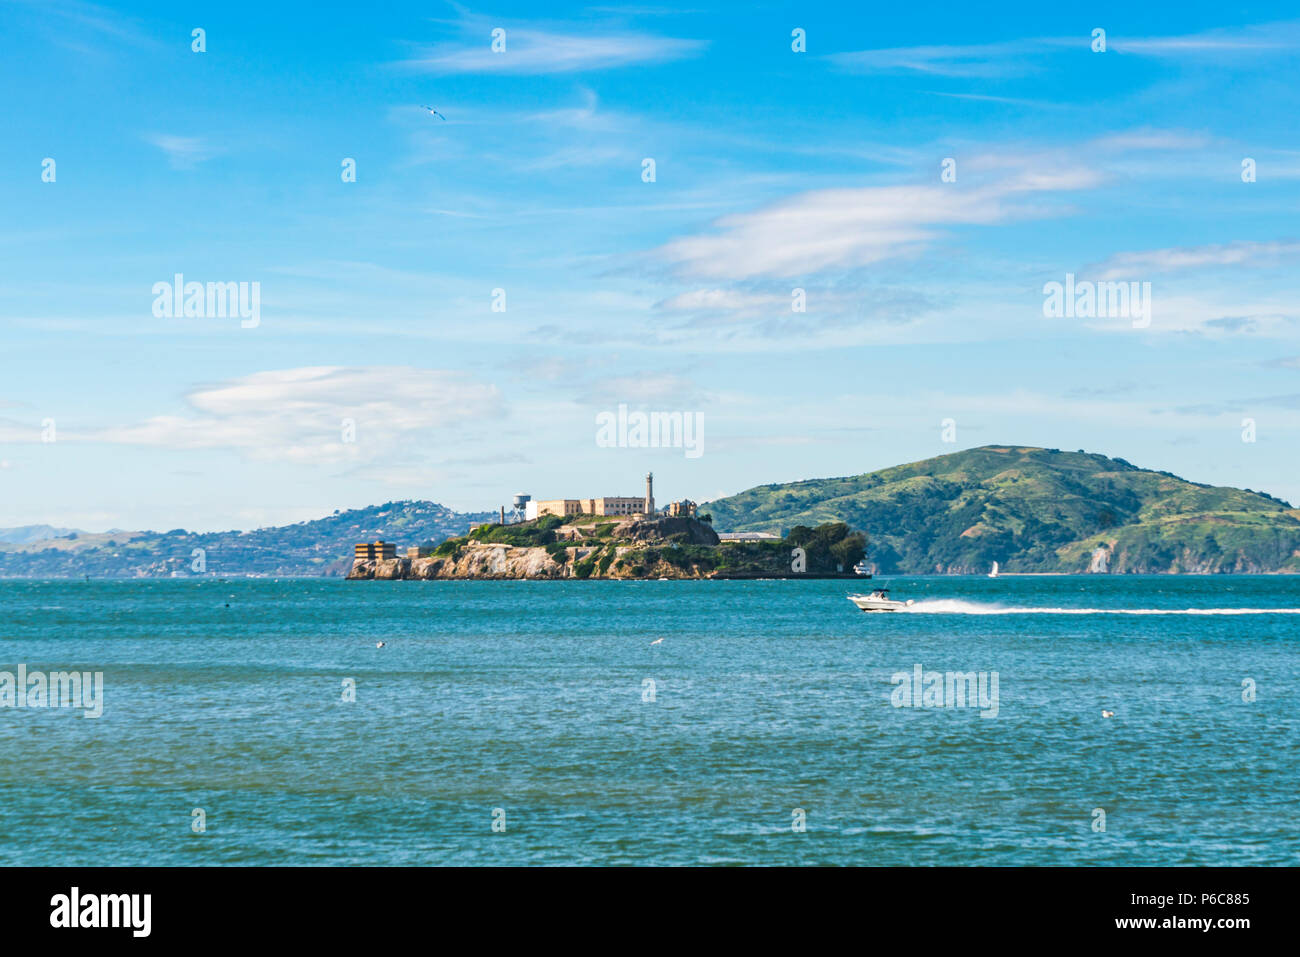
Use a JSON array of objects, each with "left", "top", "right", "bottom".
[{"left": 2, "top": 0, "right": 1300, "bottom": 532}]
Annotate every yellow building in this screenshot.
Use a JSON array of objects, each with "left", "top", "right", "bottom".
[
  {"left": 529, "top": 474, "right": 657, "bottom": 519},
  {"left": 354, "top": 541, "right": 396, "bottom": 560},
  {"left": 532, "top": 496, "right": 646, "bottom": 518}
]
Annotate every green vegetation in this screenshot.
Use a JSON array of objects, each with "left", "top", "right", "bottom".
[
  {"left": 786, "top": 522, "right": 867, "bottom": 572},
  {"left": 470, "top": 514, "right": 566, "bottom": 546},
  {"left": 702, "top": 445, "right": 1300, "bottom": 574},
  {"left": 608, "top": 523, "right": 863, "bottom": 578}
]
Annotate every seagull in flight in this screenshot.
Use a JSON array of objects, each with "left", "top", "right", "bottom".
[
  {"left": 649, "top": 638, "right": 664, "bottom": 646},
  {"left": 421, "top": 105, "right": 447, "bottom": 120}
]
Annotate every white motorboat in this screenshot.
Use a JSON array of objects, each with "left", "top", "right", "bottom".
[{"left": 847, "top": 588, "right": 914, "bottom": 612}]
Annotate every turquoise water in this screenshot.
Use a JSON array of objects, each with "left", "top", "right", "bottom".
[{"left": 1, "top": 576, "right": 1297, "bottom": 866}]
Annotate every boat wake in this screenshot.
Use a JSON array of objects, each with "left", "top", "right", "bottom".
[{"left": 902, "top": 599, "right": 1300, "bottom": 616}]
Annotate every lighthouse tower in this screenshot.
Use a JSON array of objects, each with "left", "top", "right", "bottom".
[{"left": 644, "top": 472, "right": 655, "bottom": 516}]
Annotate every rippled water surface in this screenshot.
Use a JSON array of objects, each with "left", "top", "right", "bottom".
[{"left": 1, "top": 576, "right": 1297, "bottom": 865}]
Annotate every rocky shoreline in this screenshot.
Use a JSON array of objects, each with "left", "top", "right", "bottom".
[
  {"left": 346, "top": 545, "right": 869, "bottom": 579},
  {"left": 346, "top": 543, "right": 863, "bottom": 580}
]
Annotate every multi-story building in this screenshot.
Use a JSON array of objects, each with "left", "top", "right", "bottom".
[
  {"left": 354, "top": 541, "right": 397, "bottom": 561},
  {"left": 524, "top": 474, "right": 657, "bottom": 520}
]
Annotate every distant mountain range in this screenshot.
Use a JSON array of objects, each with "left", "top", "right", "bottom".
[
  {"left": 702, "top": 445, "right": 1300, "bottom": 574},
  {"left": 0, "top": 502, "right": 491, "bottom": 578},
  {"left": 0, "top": 524, "right": 84, "bottom": 545},
  {"left": 6, "top": 446, "right": 1299, "bottom": 577}
]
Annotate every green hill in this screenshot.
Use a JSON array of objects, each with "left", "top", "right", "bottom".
[{"left": 702, "top": 446, "right": 1300, "bottom": 574}]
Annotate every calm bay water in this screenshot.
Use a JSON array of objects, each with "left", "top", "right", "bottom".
[{"left": 2, "top": 575, "right": 1297, "bottom": 866}]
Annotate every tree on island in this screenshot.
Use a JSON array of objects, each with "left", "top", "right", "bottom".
[{"left": 784, "top": 522, "right": 868, "bottom": 572}]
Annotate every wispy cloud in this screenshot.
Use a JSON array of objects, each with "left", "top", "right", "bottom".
[
  {"left": 652, "top": 166, "right": 1100, "bottom": 280},
  {"left": 654, "top": 289, "right": 787, "bottom": 312},
  {"left": 575, "top": 373, "right": 709, "bottom": 406},
  {"left": 404, "top": 26, "right": 704, "bottom": 74},
  {"left": 1262, "top": 356, "right": 1300, "bottom": 369},
  {"left": 1090, "top": 241, "right": 1300, "bottom": 279},
  {"left": 85, "top": 367, "right": 503, "bottom": 464},
  {"left": 828, "top": 40, "right": 1045, "bottom": 78},
  {"left": 10, "top": 0, "right": 156, "bottom": 52},
  {"left": 146, "top": 134, "right": 216, "bottom": 169},
  {"left": 1090, "top": 129, "right": 1211, "bottom": 151},
  {"left": 830, "top": 21, "right": 1300, "bottom": 77},
  {"left": 1174, "top": 393, "right": 1300, "bottom": 414},
  {"left": 924, "top": 91, "right": 1063, "bottom": 109},
  {"left": 1113, "top": 21, "right": 1300, "bottom": 57}
]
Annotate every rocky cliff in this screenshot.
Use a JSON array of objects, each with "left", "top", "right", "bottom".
[{"left": 349, "top": 542, "right": 712, "bottom": 580}]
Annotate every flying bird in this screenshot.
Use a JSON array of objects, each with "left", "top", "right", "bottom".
[
  {"left": 649, "top": 638, "right": 664, "bottom": 646},
  {"left": 376, "top": 641, "right": 386, "bottom": 649},
  {"left": 421, "top": 105, "right": 446, "bottom": 120}
]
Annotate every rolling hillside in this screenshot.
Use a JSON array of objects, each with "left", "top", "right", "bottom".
[{"left": 702, "top": 446, "right": 1300, "bottom": 574}]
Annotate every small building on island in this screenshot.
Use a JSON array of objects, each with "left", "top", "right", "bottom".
[{"left": 354, "top": 541, "right": 396, "bottom": 561}]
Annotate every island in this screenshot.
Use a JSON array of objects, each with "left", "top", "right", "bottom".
[{"left": 346, "top": 514, "right": 867, "bottom": 580}]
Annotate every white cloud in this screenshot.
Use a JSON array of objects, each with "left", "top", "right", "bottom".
[
  {"left": 1090, "top": 241, "right": 1300, "bottom": 279},
  {"left": 828, "top": 40, "right": 1044, "bottom": 78},
  {"left": 1113, "top": 21, "right": 1300, "bottom": 56},
  {"left": 653, "top": 169, "right": 1100, "bottom": 281},
  {"left": 654, "top": 289, "right": 787, "bottom": 312},
  {"left": 1090, "top": 129, "right": 1211, "bottom": 152},
  {"left": 89, "top": 366, "right": 503, "bottom": 464},
  {"left": 146, "top": 134, "right": 215, "bottom": 168},
  {"left": 405, "top": 28, "right": 704, "bottom": 74},
  {"left": 828, "top": 22, "right": 1300, "bottom": 77}
]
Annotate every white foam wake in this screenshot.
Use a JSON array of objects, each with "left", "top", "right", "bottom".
[{"left": 902, "top": 599, "right": 1300, "bottom": 616}]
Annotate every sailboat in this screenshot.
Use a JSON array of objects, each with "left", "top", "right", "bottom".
[{"left": 988, "top": 561, "right": 999, "bottom": 578}]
